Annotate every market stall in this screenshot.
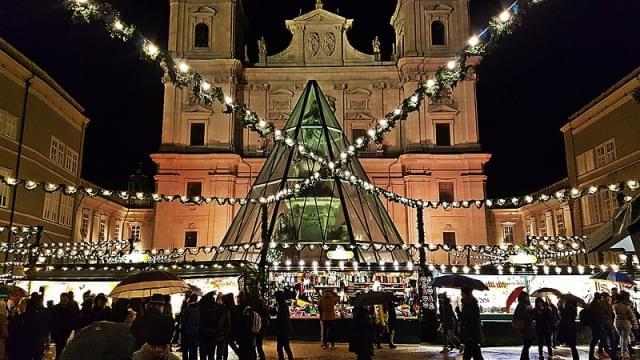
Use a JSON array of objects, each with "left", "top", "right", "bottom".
[{"left": 15, "top": 260, "right": 248, "bottom": 315}]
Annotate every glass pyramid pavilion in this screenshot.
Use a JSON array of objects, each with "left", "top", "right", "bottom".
[{"left": 219, "top": 81, "right": 408, "bottom": 263}]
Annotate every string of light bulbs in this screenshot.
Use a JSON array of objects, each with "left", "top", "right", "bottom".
[{"left": 0, "top": 174, "right": 636, "bottom": 210}]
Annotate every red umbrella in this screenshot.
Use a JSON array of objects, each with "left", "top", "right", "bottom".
[{"left": 506, "top": 286, "right": 526, "bottom": 310}]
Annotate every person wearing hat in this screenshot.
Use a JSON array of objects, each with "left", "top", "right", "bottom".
[
  {"left": 131, "top": 294, "right": 175, "bottom": 350},
  {"left": 132, "top": 314, "right": 179, "bottom": 360}
]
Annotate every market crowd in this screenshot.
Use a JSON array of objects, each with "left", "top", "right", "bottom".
[{"left": 0, "top": 288, "right": 287, "bottom": 360}]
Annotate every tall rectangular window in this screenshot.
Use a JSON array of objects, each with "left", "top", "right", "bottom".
[
  {"left": 502, "top": 224, "right": 514, "bottom": 243},
  {"left": 435, "top": 123, "right": 451, "bottom": 146},
  {"left": 98, "top": 217, "right": 106, "bottom": 241},
  {"left": 538, "top": 214, "right": 547, "bottom": 236},
  {"left": 599, "top": 191, "right": 616, "bottom": 221},
  {"left": 43, "top": 192, "right": 61, "bottom": 222},
  {"left": 50, "top": 137, "right": 67, "bottom": 167},
  {"left": 555, "top": 210, "right": 566, "bottom": 236},
  {"left": 114, "top": 220, "right": 121, "bottom": 241},
  {"left": 190, "top": 123, "right": 205, "bottom": 146},
  {"left": 186, "top": 182, "right": 202, "bottom": 197},
  {"left": 65, "top": 148, "right": 79, "bottom": 174},
  {"left": 185, "top": 231, "right": 198, "bottom": 247},
  {"left": 0, "top": 167, "right": 11, "bottom": 208},
  {"left": 130, "top": 224, "right": 141, "bottom": 242},
  {"left": 438, "top": 182, "right": 454, "bottom": 203},
  {"left": 525, "top": 218, "right": 533, "bottom": 236},
  {"left": 581, "top": 196, "right": 602, "bottom": 226},
  {"left": 443, "top": 231, "right": 456, "bottom": 248},
  {"left": 80, "top": 210, "right": 90, "bottom": 240},
  {"left": 58, "top": 195, "right": 73, "bottom": 227},
  {"left": 0, "top": 109, "right": 17, "bottom": 139},
  {"left": 595, "top": 139, "right": 616, "bottom": 168}
]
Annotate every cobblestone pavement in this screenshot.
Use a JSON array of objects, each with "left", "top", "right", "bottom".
[
  {"left": 164, "top": 342, "right": 594, "bottom": 360},
  {"left": 48, "top": 341, "right": 639, "bottom": 359}
]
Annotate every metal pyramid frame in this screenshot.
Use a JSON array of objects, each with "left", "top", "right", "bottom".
[{"left": 218, "top": 81, "right": 408, "bottom": 263}]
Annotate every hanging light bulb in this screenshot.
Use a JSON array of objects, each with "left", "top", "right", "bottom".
[
  {"left": 113, "top": 20, "right": 124, "bottom": 31},
  {"left": 200, "top": 81, "right": 212, "bottom": 91},
  {"left": 498, "top": 10, "right": 511, "bottom": 22},
  {"left": 224, "top": 95, "right": 233, "bottom": 105},
  {"left": 447, "top": 60, "right": 457, "bottom": 70},
  {"left": 468, "top": 35, "right": 480, "bottom": 47},
  {"left": 178, "top": 62, "right": 190, "bottom": 73}
]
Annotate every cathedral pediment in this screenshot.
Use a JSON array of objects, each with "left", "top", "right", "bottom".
[
  {"left": 428, "top": 103, "right": 459, "bottom": 113},
  {"left": 258, "top": 1, "right": 376, "bottom": 67},
  {"left": 183, "top": 103, "right": 213, "bottom": 113}
]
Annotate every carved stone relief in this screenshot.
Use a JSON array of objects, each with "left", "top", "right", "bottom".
[
  {"left": 306, "top": 32, "right": 320, "bottom": 57},
  {"left": 321, "top": 32, "right": 336, "bottom": 56}
]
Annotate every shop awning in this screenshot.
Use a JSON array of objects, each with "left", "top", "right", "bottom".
[
  {"left": 587, "top": 195, "right": 640, "bottom": 254},
  {"left": 23, "top": 260, "right": 252, "bottom": 282}
]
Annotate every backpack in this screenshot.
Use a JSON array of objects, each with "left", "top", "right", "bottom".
[{"left": 243, "top": 306, "right": 262, "bottom": 335}]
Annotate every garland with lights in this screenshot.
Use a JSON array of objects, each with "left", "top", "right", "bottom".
[{"left": 0, "top": 174, "right": 636, "bottom": 210}]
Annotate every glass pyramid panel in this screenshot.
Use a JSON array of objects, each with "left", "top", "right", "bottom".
[{"left": 220, "top": 81, "right": 406, "bottom": 261}]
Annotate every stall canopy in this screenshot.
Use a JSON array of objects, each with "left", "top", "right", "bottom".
[
  {"left": 217, "top": 80, "right": 408, "bottom": 263},
  {"left": 586, "top": 195, "right": 640, "bottom": 255}
]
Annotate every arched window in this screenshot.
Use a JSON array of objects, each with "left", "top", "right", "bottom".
[
  {"left": 431, "top": 21, "right": 446, "bottom": 46},
  {"left": 194, "top": 23, "right": 209, "bottom": 48}
]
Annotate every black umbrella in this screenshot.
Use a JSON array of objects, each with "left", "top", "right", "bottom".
[
  {"left": 351, "top": 292, "right": 395, "bottom": 306},
  {"left": 432, "top": 274, "right": 489, "bottom": 291},
  {"left": 110, "top": 270, "right": 189, "bottom": 299},
  {"left": 61, "top": 321, "right": 136, "bottom": 360}
]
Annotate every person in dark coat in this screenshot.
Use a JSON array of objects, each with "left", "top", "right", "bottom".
[
  {"left": 77, "top": 291, "right": 94, "bottom": 330},
  {"left": 558, "top": 298, "right": 579, "bottom": 360},
  {"left": 111, "top": 299, "right": 130, "bottom": 323},
  {"left": 533, "top": 297, "right": 554, "bottom": 359},
  {"left": 590, "top": 293, "right": 620, "bottom": 360},
  {"left": 91, "top": 294, "right": 112, "bottom": 323},
  {"left": 350, "top": 305, "right": 373, "bottom": 360},
  {"left": 180, "top": 294, "right": 200, "bottom": 360},
  {"left": 386, "top": 301, "right": 397, "bottom": 349},
  {"left": 251, "top": 295, "right": 267, "bottom": 360},
  {"left": 51, "top": 293, "right": 77, "bottom": 360},
  {"left": 131, "top": 294, "right": 175, "bottom": 350},
  {"left": 438, "top": 294, "right": 459, "bottom": 353},
  {"left": 459, "top": 285, "right": 483, "bottom": 360},
  {"left": 273, "top": 291, "right": 294, "bottom": 360},
  {"left": 513, "top": 292, "right": 535, "bottom": 360},
  {"left": 236, "top": 291, "right": 257, "bottom": 360},
  {"left": 216, "top": 294, "right": 234, "bottom": 360},
  {"left": 198, "top": 291, "right": 217, "bottom": 360},
  {"left": 10, "top": 296, "right": 49, "bottom": 360}
]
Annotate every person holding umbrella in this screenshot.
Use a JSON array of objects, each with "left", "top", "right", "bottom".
[
  {"left": 438, "top": 293, "right": 459, "bottom": 354},
  {"left": 459, "top": 285, "right": 484, "bottom": 360},
  {"left": 350, "top": 304, "right": 374, "bottom": 360},
  {"left": 533, "top": 297, "right": 555, "bottom": 359},
  {"left": 558, "top": 296, "right": 580, "bottom": 360},
  {"left": 512, "top": 292, "right": 535, "bottom": 360},
  {"left": 131, "top": 294, "right": 175, "bottom": 350}
]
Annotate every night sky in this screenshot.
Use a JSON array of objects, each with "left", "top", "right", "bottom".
[{"left": 0, "top": 0, "right": 638, "bottom": 197}]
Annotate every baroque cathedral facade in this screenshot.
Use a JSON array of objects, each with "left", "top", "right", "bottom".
[{"left": 150, "top": 0, "right": 502, "bottom": 252}]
